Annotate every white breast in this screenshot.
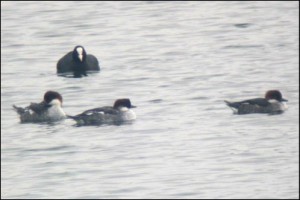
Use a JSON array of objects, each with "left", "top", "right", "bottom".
[
  {"left": 121, "top": 109, "right": 136, "bottom": 121},
  {"left": 47, "top": 100, "right": 66, "bottom": 121}
]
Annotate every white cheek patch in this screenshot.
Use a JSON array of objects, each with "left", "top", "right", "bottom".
[
  {"left": 49, "top": 99, "right": 62, "bottom": 106},
  {"left": 47, "top": 102, "right": 66, "bottom": 118},
  {"left": 120, "top": 107, "right": 129, "bottom": 112},
  {"left": 268, "top": 99, "right": 279, "bottom": 103}
]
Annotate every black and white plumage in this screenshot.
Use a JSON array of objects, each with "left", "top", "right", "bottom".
[
  {"left": 68, "top": 99, "right": 136, "bottom": 126},
  {"left": 57, "top": 45, "right": 100, "bottom": 77},
  {"left": 13, "top": 91, "right": 66, "bottom": 123},
  {"left": 224, "top": 90, "right": 288, "bottom": 115}
]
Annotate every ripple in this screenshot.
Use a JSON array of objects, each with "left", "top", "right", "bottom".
[
  {"left": 234, "top": 23, "right": 252, "bottom": 28},
  {"left": 1, "top": 1, "right": 298, "bottom": 199},
  {"left": 222, "top": 44, "right": 264, "bottom": 49}
]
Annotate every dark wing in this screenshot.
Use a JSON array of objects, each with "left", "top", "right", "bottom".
[
  {"left": 68, "top": 106, "right": 118, "bottom": 120},
  {"left": 13, "top": 105, "right": 27, "bottom": 114},
  {"left": 239, "top": 98, "right": 270, "bottom": 107},
  {"left": 82, "top": 106, "right": 118, "bottom": 115},
  {"left": 86, "top": 54, "right": 100, "bottom": 71},
  {"left": 57, "top": 51, "right": 73, "bottom": 73},
  {"left": 28, "top": 102, "right": 49, "bottom": 114},
  {"left": 225, "top": 98, "right": 270, "bottom": 109},
  {"left": 13, "top": 101, "right": 48, "bottom": 115}
]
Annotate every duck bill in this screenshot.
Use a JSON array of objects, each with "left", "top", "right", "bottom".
[
  {"left": 131, "top": 105, "right": 137, "bottom": 108},
  {"left": 281, "top": 98, "right": 288, "bottom": 102}
]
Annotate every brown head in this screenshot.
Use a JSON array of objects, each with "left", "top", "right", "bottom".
[
  {"left": 265, "top": 90, "right": 288, "bottom": 102},
  {"left": 44, "top": 91, "right": 63, "bottom": 105},
  {"left": 113, "top": 98, "right": 136, "bottom": 109}
]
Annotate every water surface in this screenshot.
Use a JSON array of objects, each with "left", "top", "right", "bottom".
[{"left": 1, "top": 1, "right": 299, "bottom": 199}]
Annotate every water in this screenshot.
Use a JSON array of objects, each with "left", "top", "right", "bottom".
[{"left": 1, "top": 1, "right": 299, "bottom": 199}]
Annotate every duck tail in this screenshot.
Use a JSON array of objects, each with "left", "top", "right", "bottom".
[
  {"left": 12, "top": 105, "right": 26, "bottom": 114},
  {"left": 224, "top": 100, "right": 232, "bottom": 106}
]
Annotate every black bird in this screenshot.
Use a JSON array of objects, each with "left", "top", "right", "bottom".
[{"left": 57, "top": 45, "right": 100, "bottom": 77}]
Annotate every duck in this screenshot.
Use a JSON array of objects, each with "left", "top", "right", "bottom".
[
  {"left": 13, "top": 91, "right": 66, "bottom": 123},
  {"left": 68, "top": 98, "right": 136, "bottom": 125},
  {"left": 224, "top": 90, "right": 288, "bottom": 114}
]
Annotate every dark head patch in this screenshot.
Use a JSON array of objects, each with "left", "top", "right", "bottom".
[
  {"left": 44, "top": 91, "right": 63, "bottom": 104},
  {"left": 113, "top": 99, "right": 136, "bottom": 109},
  {"left": 265, "top": 90, "right": 287, "bottom": 102}
]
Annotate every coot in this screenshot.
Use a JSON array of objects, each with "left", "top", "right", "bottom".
[{"left": 57, "top": 45, "right": 100, "bottom": 77}]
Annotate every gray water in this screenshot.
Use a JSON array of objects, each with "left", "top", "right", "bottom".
[{"left": 1, "top": 1, "right": 299, "bottom": 199}]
